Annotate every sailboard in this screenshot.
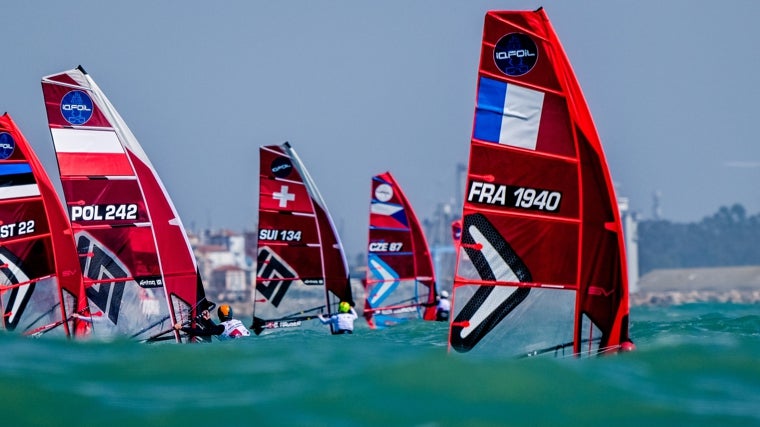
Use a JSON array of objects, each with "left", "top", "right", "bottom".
[
  {"left": 449, "top": 9, "right": 633, "bottom": 357},
  {"left": 41, "top": 66, "right": 211, "bottom": 342},
  {"left": 251, "top": 142, "right": 353, "bottom": 335},
  {"left": 0, "top": 113, "right": 88, "bottom": 338},
  {"left": 363, "top": 172, "right": 437, "bottom": 329}
]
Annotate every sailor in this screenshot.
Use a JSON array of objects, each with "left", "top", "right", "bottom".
[
  {"left": 436, "top": 290, "right": 451, "bottom": 322},
  {"left": 318, "top": 301, "right": 358, "bottom": 334},
  {"left": 174, "top": 304, "right": 251, "bottom": 340}
]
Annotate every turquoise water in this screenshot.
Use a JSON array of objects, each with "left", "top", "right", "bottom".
[{"left": 1, "top": 303, "right": 759, "bottom": 426}]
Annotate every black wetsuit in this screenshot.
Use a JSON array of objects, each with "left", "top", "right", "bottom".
[{"left": 180, "top": 316, "right": 224, "bottom": 337}]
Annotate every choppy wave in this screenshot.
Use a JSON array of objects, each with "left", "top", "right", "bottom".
[{"left": 1, "top": 303, "right": 759, "bottom": 426}]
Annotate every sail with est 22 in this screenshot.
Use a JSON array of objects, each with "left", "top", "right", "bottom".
[{"left": 0, "top": 113, "right": 88, "bottom": 338}]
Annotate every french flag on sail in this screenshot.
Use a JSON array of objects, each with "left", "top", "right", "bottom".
[{"left": 473, "top": 76, "right": 545, "bottom": 150}]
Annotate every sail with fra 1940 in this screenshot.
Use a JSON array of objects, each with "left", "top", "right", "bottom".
[
  {"left": 364, "top": 171, "right": 438, "bottom": 329},
  {"left": 449, "top": 9, "right": 634, "bottom": 357},
  {"left": 41, "top": 66, "right": 211, "bottom": 342},
  {"left": 252, "top": 142, "right": 353, "bottom": 335}
]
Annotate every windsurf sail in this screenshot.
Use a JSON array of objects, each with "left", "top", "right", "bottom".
[
  {"left": 0, "top": 113, "right": 87, "bottom": 338},
  {"left": 363, "top": 172, "right": 437, "bottom": 329},
  {"left": 41, "top": 66, "right": 211, "bottom": 342},
  {"left": 252, "top": 142, "right": 353, "bottom": 335},
  {"left": 449, "top": 8, "right": 632, "bottom": 357}
]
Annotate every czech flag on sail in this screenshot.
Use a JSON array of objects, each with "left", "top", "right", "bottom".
[{"left": 370, "top": 202, "right": 408, "bottom": 230}]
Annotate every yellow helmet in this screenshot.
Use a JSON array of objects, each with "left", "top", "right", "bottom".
[{"left": 338, "top": 301, "right": 350, "bottom": 313}]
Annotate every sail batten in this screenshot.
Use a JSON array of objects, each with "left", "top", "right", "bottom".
[{"left": 449, "top": 9, "right": 632, "bottom": 357}]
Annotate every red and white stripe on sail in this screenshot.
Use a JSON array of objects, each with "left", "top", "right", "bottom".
[
  {"left": 363, "top": 172, "right": 437, "bottom": 329},
  {"left": 0, "top": 113, "right": 87, "bottom": 337},
  {"left": 41, "top": 66, "right": 207, "bottom": 341},
  {"left": 449, "top": 9, "right": 632, "bottom": 357},
  {"left": 50, "top": 128, "right": 133, "bottom": 176},
  {"left": 252, "top": 142, "right": 352, "bottom": 334}
]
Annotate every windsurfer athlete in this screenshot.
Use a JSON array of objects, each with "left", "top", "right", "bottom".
[
  {"left": 318, "top": 301, "right": 358, "bottom": 334},
  {"left": 174, "top": 304, "right": 250, "bottom": 340},
  {"left": 436, "top": 290, "right": 451, "bottom": 322}
]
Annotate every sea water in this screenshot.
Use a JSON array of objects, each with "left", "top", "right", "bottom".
[{"left": 1, "top": 303, "right": 758, "bottom": 427}]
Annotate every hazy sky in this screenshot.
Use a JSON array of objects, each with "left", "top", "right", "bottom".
[{"left": 2, "top": 1, "right": 759, "bottom": 257}]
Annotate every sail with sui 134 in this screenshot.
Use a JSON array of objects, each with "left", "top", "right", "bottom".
[
  {"left": 41, "top": 66, "right": 211, "bottom": 342},
  {"left": 363, "top": 172, "right": 438, "bottom": 329},
  {"left": 251, "top": 142, "right": 353, "bottom": 335},
  {"left": 0, "top": 113, "right": 88, "bottom": 338},
  {"left": 449, "top": 9, "right": 634, "bottom": 357}
]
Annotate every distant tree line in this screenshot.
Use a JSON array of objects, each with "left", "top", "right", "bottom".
[{"left": 638, "top": 204, "right": 760, "bottom": 275}]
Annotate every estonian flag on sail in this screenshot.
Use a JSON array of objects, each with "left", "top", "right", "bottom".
[
  {"left": 0, "top": 163, "right": 40, "bottom": 200},
  {"left": 473, "top": 76, "right": 545, "bottom": 150}
]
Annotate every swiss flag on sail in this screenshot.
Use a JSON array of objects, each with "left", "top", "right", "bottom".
[
  {"left": 473, "top": 76, "right": 574, "bottom": 157},
  {"left": 259, "top": 179, "right": 313, "bottom": 213}
]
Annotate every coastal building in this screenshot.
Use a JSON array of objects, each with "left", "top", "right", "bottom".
[
  {"left": 192, "top": 229, "right": 254, "bottom": 316},
  {"left": 619, "top": 197, "right": 639, "bottom": 293}
]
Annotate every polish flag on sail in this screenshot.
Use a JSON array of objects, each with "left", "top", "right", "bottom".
[{"left": 50, "top": 128, "right": 133, "bottom": 176}]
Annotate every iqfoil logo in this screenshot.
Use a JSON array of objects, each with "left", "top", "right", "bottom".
[
  {"left": 0, "top": 132, "right": 15, "bottom": 160},
  {"left": 60, "top": 90, "right": 94, "bottom": 125},
  {"left": 374, "top": 183, "right": 393, "bottom": 202},
  {"left": 271, "top": 156, "right": 293, "bottom": 178},
  {"left": 493, "top": 33, "right": 538, "bottom": 77}
]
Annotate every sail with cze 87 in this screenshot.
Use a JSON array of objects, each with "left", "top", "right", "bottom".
[
  {"left": 364, "top": 171, "right": 438, "bottom": 329},
  {"left": 448, "top": 8, "right": 633, "bottom": 357}
]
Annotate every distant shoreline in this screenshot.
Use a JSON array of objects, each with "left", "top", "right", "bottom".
[
  {"left": 632, "top": 265, "right": 760, "bottom": 306},
  {"left": 630, "top": 290, "right": 760, "bottom": 306}
]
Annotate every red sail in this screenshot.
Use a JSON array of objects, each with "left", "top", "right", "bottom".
[
  {"left": 252, "top": 142, "right": 352, "bottom": 334},
  {"left": 0, "top": 113, "right": 87, "bottom": 337},
  {"left": 41, "top": 66, "right": 209, "bottom": 342},
  {"left": 449, "top": 9, "right": 632, "bottom": 356},
  {"left": 364, "top": 172, "right": 437, "bottom": 329}
]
